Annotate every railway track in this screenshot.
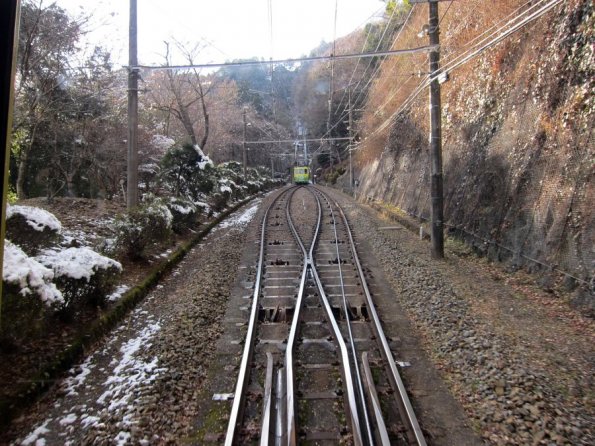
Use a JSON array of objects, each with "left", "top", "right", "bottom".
[{"left": 224, "top": 185, "right": 426, "bottom": 445}]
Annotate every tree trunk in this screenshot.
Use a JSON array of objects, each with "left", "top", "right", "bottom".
[
  {"left": 16, "top": 143, "right": 31, "bottom": 199},
  {"left": 66, "top": 173, "right": 75, "bottom": 197},
  {"left": 178, "top": 104, "right": 197, "bottom": 146},
  {"left": 197, "top": 78, "right": 209, "bottom": 151}
]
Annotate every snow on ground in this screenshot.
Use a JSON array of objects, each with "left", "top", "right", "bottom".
[
  {"left": 16, "top": 301, "right": 165, "bottom": 446},
  {"left": 20, "top": 419, "right": 51, "bottom": 446},
  {"left": 62, "top": 357, "right": 95, "bottom": 397},
  {"left": 219, "top": 200, "right": 261, "bottom": 229},
  {"left": 97, "top": 320, "right": 164, "bottom": 414},
  {"left": 107, "top": 285, "right": 130, "bottom": 302},
  {"left": 58, "top": 414, "right": 77, "bottom": 426}
]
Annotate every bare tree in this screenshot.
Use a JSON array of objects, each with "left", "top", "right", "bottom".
[{"left": 149, "top": 42, "right": 211, "bottom": 150}]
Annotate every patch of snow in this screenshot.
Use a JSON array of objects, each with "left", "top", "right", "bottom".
[
  {"left": 220, "top": 185, "right": 232, "bottom": 194},
  {"left": 97, "top": 321, "right": 166, "bottom": 420},
  {"left": 60, "top": 230, "right": 91, "bottom": 247},
  {"left": 150, "top": 202, "right": 174, "bottom": 227},
  {"left": 193, "top": 145, "right": 214, "bottom": 169},
  {"left": 219, "top": 201, "right": 261, "bottom": 229},
  {"left": 169, "top": 198, "right": 195, "bottom": 215},
  {"left": 63, "top": 356, "right": 95, "bottom": 396},
  {"left": 59, "top": 414, "right": 77, "bottom": 426},
  {"left": 151, "top": 134, "right": 175, "bottom": 153},
  {"left": 107, "top": 285, "right": 130, "bottom": 302},
  {"left": 7, "top": 205, "right": 61, "bottom": 233},
  {"left": 115, "top": 431, "right": 131, "bottom": 446},
  {"left": 194, "top": 200, "right": 210, "bottom": 209},
  {"left": 80, "top": 415, "right": 100, "bottom": 429},
  {"left": 37, "top": 247, "right": 121, "bottom": 282},
  {"left": 21, "top": 419, "right": 51, "bottom": 446},
  {"left": 139, "top": 163, "right": 160, "bottom": 174},
  {"left": 158, "top": 248, "right": 173, "bottom": 258},
  {"left": 3, "top": 241, "right": 64, "bottom": 306}
]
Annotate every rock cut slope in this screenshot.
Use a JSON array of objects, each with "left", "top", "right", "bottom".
[{"left": 356, "top": 0, "right": 593, "bottom": 285}]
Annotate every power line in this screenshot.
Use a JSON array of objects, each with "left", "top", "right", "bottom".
[
  {"left": 128, "top": 46, "right": 436, "bottom": 71},
  {"left": 245, "top": 137, "right": 353, "bottom": 144},
  {"left": 326, "top": 0, "right": 339, "bottom": 158},
  {"left": 335, "top": 2, "right": 402, "bottom": 118},
  {"left": 322, "top": 4, "right": 419, "bottom": 142},
  {"left": 367, "top": 0, "right": 558, "bottom": 130},
  {"left": 438, "top": 0, "right": 454, "bottom": 25},
  {"left": 360, "top": 0, "right": 562, "bottom": 144}
]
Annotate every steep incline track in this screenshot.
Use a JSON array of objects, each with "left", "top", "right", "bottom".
[{"left": 224, "top": 185, "right": 426, "bottom": 445}]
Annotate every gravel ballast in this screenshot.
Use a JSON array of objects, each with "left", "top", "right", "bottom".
[
  {"left": 6, "top": 187, "right": 593, "bottom": 445},
  {"left": 325, "top": 187, "right": 594, "bottom": 446}
]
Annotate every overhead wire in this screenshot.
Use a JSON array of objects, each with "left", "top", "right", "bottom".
[
  {"left": 130, "top": 46, "right": 434, "bottom": 71},
  {"left": 319, "top": 3, "right": 418, "bottom": 143},
  {"left": 267, "top": 0, "right": 276, "bottom": 121},
  {"left": 334, "top": 1, "right": 400, "bottom": 115},
  {"left": 369, "top": 0, "right": 555, "bottom": 128},
  {"left": 360, "top": 0, "right": 563, "bottom": 144},
  {"left": 361, "top": 0, "right": 519, "bottom": 122},
  {"left": 325, "top": 0, "right": 339, "bottom": 153},
  {"left": 349, "top": 4, "right": 420, "bottom": 108},
  {"left": 144, "top": 0, "right": 229, "bottom": 61}
]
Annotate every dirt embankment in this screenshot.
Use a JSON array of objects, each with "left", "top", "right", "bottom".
[{"left": 355, "top": 1, "right": 594, "bottom": 290}]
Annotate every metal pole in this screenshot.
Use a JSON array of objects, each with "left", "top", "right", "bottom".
[
  {"left": 429, "top": 0, "right": 444, "bottom": 258},
  {"left": 126, "top": 0, "right": 139, "bottom": 209},
  {"left": 242, "top": 107, "right": 247, "bottom": 179},
  {"left": 303, "top": 129, "right": 307, "bottom": 164},
  {"left": 271, "top": 157, "right": 274, "bottom": 179},
  {"left": 0, "top": 0, "right": 21, "bottom": 331}
]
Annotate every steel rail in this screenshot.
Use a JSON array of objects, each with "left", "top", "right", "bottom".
[
  {"left": 317, "top": 189, "right": 374, "bottom": 445},
  {"left": 260, "top": 352, "right": 275, "bottom": 446},
  {"left": 308, "top": 190, "right": 364, "bottom": 446},
  {"left": 284, "top": 186, "right": 319, "bottom": 446},
  {"left": 275, "top": 368, "right": 286, "bottom": 446},
  {"left": 224, "top": 187, "right": 292, "bottom": 446},
  {"left": 336, "top": 200, "right": 428, "bottom": 446},
  {"left": 362, "top": 352, "right": 391, "bottom": 446}
]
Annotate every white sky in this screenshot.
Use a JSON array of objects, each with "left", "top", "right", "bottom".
[{"left": 55, "top": 0, "right": 387, "bottom": 67}]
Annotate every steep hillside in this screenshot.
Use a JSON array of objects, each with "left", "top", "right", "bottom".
[{"left": 354, "top": 0, "right": 593, "bottom": 286}]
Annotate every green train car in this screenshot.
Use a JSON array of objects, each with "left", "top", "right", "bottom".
[{"left": 293, "top": 166, "right": 310, "bottom": 184}]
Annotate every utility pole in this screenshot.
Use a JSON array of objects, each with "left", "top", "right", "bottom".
[
  {"left": 428, "top": 0, "right": 444, "bottom": 259},
  {"left": 270, "top": 157, "right": 274, "bottom": 179},
  {"left": 127, "top": 0, "right": 139, "bottom": 209},
  {"left": 348, "top": 89, "right": 353, "bottom": 191},
  {"left": 242, "top": 107, "right": 247, "bottom": 179},
  {"left": 302, "top": 127, "right": 307, "bottom": 164}
]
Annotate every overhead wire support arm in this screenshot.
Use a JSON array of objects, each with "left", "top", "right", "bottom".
[
  {"left": 127, "top": 46, "right": 438, "bottom": 72},
  {"left": 245, "top": 137, "right": 353, "bottom": 145}
]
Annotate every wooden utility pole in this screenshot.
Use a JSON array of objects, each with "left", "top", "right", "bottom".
[
  {"left": 348, "top": 89, "right": 353, "bottom": 190},
  {"left": 428, "top": 0, "right": 444, "bottom": 258},
  {"left": 242, "top": 107, "right": 247, "bottom": 179},
  {"left": 127, "top": 0, "right": 139, "bottom": 209}
]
